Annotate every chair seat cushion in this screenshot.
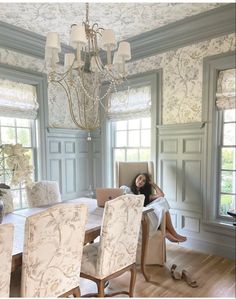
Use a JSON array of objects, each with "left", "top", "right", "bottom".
[{"left": 81, "top": 243, "right": 100, "bottom": 278}]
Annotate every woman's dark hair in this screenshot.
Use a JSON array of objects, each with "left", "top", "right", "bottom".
[{"left": 130, "top": 173, "right": 152, "bottom": 206}]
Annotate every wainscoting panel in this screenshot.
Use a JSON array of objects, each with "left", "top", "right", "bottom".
[
  {"left": 46, "top": 128, "right": 101, "bottom": 200},
  {"left": 160, "top": 159, "right": 177, "bottom": 202}
]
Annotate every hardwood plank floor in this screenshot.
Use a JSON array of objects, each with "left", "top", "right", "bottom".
[{"left": 80, "top": 243, "right": 236, "bottom": 297}]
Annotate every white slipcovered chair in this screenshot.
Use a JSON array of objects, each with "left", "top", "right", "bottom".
[
  {"left": 0, "top": 223, "right": 14, "bottom": 297},
  {"left": 11, "top": 203, "right": 87, "bottom": 297},
  {"left": 26, "top": 180, "right": 61, "bottom": 207},
  {"left": 116, "top": 161, "right": 166, "bottom": 266},
  {"left": 80, "top": 194, "right": 145, "bottom": 297}
]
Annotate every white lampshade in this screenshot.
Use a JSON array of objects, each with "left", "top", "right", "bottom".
[
  {"left": 117, "top": 41, "right": 131, "bottom": 61},
  {"left": 113, "top": 51, "right": 122, "bottom": 65},
  {"left": 70, "top": 24, "right": 87, "bottom": 48},
  {"left": 64, "top": 53, "right": 75, "bottom": 69},
  {"left": 46, "top": 32, "right": 60, "bottom": 50},
  {"left": 101, "top": 29, "right": 117, "bottom": 51}
]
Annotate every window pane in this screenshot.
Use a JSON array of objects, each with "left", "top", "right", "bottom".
[
  {"left": 0, "top": 117, "right": 15, "bottom": 126},
  {"left": 224, "top": 109, "right": 236, "bottom": 122},
  {"left": 116, "top": 131, "right": 127, "bottom": 147},
  {"left": 141, "top": 117, "right": 151, "bottom": 129},
  {"left": 114, "top": 149, "right": 125, "bottom": 162},
  {"left": 221, "top": 171, "right": 235, "bottom": 193},
  {"left": 141, "top": 129, "right": 151, "bottom": 147},
  {"left": 21, "top": 189, "right": 28, "bottom": 209},
  {"left": 16, "top": 118, "right": 31, "bottom": 127},
  {"left": 223, "top": 123, "right": 236, "bottom": 146},
  {"left": 128, "top": 130, "right": 140, "bottom": 147},
  {"left": 221, "top": 148, "right": 236, "bottom": 170},
  {"left": 219, "top": 194, "right": 236, "bottom": 216},
  {"left": 1, "top": 127, "right": 16, "bottom": 144},
  {"left": 140, "top": 149, "right": 151, "bottom": 161},
  {"left": 128, "top": 119, "right": 140, "bottom": 130},
  {"left": 127, "top": 149, "right": 139, "bottom": 161},
  {"left": 11, "top": 189, "right": 21, "bottom": 210},
  {"left": 116, "top": 120, "right": 127, "bottom": 130},
  {"left": 17, "top": 128, "right": 31, "bottom": 147}
]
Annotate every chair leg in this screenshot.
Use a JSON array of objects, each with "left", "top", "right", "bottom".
[
  {"left": 129, "top": 264, "right": 136, "bottom": 297},
  {"left": 96, "top": 280, "right": 105, "bottom": 297},
  {"left": 73, "top": 286, "right": 81, "bottom": 297}
]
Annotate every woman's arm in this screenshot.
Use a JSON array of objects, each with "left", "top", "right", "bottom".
[{"left": 149, "top": 181, "right": 164, "bottom": 201}]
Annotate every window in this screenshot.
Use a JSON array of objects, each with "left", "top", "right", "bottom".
[
  {"left": 112, "top": 117, "right": 151, "bottom": 163},
  {"left": 216, "top": 69, "right": 236, "bottom": 218},
  {"left": 0, "top": 75, "right": 40, "bottom": 210},
  {"left": 218, "top": 109, "right": 236, "bottom": 216},
  {"left": 203, "top": 54, "right": 236, "bottom": 229},
  {"left": 0, "top": 116, "right": 36, "bottom": 209}
]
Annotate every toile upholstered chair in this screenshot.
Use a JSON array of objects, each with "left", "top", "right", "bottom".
[
  {"left": 11, "top": 203, "right": 87, "bottom": 297},
  {"left": 0, "top": 223, "right": 14, "bottom": 297},
  {"left": 115, "top": 161, "right": 166, "bottom": 266},
  {"left": 0, "top": 184, "right": 14, "bottom": 214},
  {"left": 26, "top": 180, "right": 61, "bottom": 207},
  {"left": 80, "top": 194, "right": 145, "bottom": 297}
]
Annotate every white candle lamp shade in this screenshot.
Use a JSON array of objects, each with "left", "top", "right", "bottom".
[
  {"left": 113, "top": 51, "right": 122, "bottom": 65},
  {"left": 64, "top": 53, "right": 75, "bottom": 69},
  {"left": 70, "top": 24, "right": 87, "bottom": 48},
  {"left": 101, "top": 29, "right": 117, "bottom": 51},
  {"left": 117, "top": 41, "right": 131, "bottom": 61},
  {"left": 46, "top": 32, "right": 60, "bottom": 50}
]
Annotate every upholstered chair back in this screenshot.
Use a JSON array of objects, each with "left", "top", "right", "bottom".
[
  {"left": 21, "top": 203, "right": 87, "bottom": 297},
  {"left": 0, "top": 223, "right": 14, "bottom": 297},
  {"left": 96, "top": 194, "right": 144, "bottom": 278},
  {"left": 26, "top": 180, "right": 61, "bottom": 207},
  {"left": 0, "top": 184, "right": 14, "bottom": 214},
  {"left": 115, "top": 161, "right": 154, "bottom": 188}
]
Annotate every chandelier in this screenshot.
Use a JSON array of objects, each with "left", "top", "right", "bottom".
[{"left": 44, "top": 3, "right": 131, "bottom": 134}]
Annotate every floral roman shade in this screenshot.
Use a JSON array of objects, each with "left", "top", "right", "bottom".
[
  {"left": 107, "top": 85, "right": 151, "bottom": 120},
  {"left": 0, "top": 78, "right": 38, "bottom": 119},
  {"left": 216, "top": 69, "right": 236, "bottom": 110}
]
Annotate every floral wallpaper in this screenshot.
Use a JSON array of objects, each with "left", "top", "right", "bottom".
[
  {"left": 127, "top": 33, "right": 235, "bottom": 124},
  {"left": 0, "top": 33, "right": 235, "bottom": 126}
]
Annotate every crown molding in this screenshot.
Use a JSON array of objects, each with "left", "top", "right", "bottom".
[
  {"left": 129, "top": 4, "right": 235, "bottom": 61},
  {"left": 0, "top": 4, "right": 235, "bottom": 64}
]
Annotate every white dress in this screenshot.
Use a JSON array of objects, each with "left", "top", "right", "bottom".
[{"left": 120, "top": 185, "right": 170, "bottom": 235}]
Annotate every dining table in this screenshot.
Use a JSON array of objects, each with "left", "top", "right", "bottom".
[{"left": 2, "top": 197, "right": 153, "bottom": 282}]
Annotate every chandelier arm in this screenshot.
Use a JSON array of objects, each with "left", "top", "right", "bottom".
[{"left": 56, "top": 80, "right": 85, "bottom": 130}]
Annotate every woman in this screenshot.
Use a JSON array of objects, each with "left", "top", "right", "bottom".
[{"left": 121, "top": 173, "right": 187, "bottom": 243}]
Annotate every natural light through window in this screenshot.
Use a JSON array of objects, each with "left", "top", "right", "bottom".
[{"left": 0, "top": 117, "right": 36, "bottom": 209}]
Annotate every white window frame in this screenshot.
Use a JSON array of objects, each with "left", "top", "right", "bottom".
[{"left": 202, "top": 52, "right": 235, "bottom": 233}]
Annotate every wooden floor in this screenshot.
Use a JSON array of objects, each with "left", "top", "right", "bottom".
[{"left": 80, "top": 243, "right": 236, "bottom": 297}]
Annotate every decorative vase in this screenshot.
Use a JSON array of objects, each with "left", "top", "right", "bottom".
[{"left": 0, "top": 198, "right": 4, "bottom": 224}]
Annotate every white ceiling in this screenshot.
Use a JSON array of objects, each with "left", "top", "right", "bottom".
[{"left": 0, "top": 2, "right": 225, "bottom": 44}]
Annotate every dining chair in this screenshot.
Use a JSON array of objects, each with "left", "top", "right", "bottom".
[
  {"left": 26, "top": 180, "right": 61, "bottom": 207},
  {"left": 0, "top": 223, "right": 14, "bottom": 297},
  {"left": 80, "top": 194, "right": 145, "bottom": 297},
  {"left": 12, "top": 203, "right": 87, "bottom": 297},
  {"left": 115, "top": 161, "right": 166, "bottom": 266},
  {"left": 0, "top": 184, "right": 14, "bottom": 214}
]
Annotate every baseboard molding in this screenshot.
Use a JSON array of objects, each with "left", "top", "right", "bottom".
[{"left": 175, "top": 236, "right": 235, "bottom": 260}]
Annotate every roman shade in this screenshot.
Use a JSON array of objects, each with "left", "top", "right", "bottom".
[
  {"left": 0, "top": 79, "right": 38, "bottom": 119},
  {"left": 216, "top": 69, "right": 236, "bottom": 110},
  {"left": 107, "top": 85, "right": 151, "bottom": 120}
]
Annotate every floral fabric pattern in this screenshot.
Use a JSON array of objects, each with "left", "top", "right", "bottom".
[
  {"left": 0, "top": 188, "right": 13, "bottom": 214},
  {"left": 0, "top": 223, "right": 14, "bottom": 297},
  {"left": 21, "top": 203, "right": 88, "bottom": 297},
  {"left": 26, "top": 181, "right": 61, "bottom": 207},
  {"left": 81, "top": 194, "right": 144, "bottom": 279}
]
